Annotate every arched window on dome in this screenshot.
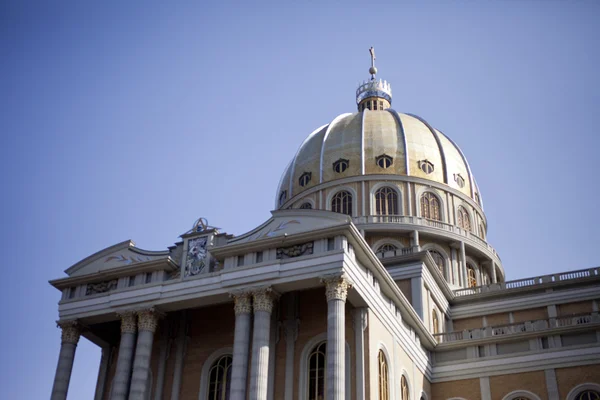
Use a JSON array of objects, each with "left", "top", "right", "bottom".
[
  {"left": 208, "top": 354, "right": 232, "bottom": 400},
  {"left": 279, "top": 191, "right": 287, "bottom": 207},
  {"left": 299, "top": 202, "right": 313, "bottom": 209},
  {"left": 457, "top": 206, "right": 471, "bottom": 231},
  {"left": 401, "top": 375, "right": 409, "bottom": 400},
  {"left": 575, "top": 390, "right": 600, "bottom": 400},
  {"left": 467, "top": 264, "right": 477, "bottom": 288},
  {"left": 307, "top": 342, "right": 326, "bottom": 400},
  {"left": 377, "top": 243, "right": 397, "bottom": 257},
  {"left": 432, "top": 309, "right": 440, "bottom": 335},
  {"left": 375, "top": 187, "right": 398, "bottom": 215},
  {"left": 420, "top": 192, "right": 441, "bottom": 221},
  {"left": 331, "top": 190, "right": 352, "bottom": 216},
  {"left": 378, "top": 350, "right": 390, "bottom": 400},
  {"left": 478, "top": 221, "right": 486, "bottom": 239},
  {"left": 428, "top": 250, "right": 445, "bottom": 277}
]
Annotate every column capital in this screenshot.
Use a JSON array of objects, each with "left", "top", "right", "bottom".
[
  {"left": 137, "top": 308, "right": 163, "bottom": 333},
  {"left": 117, "top": 310, "right": 138, "bottom": 334},
  {"left": 321, "top": 274, "right": 352, "bottom": 302},
  {"left": 231, "top": 292, "right": 253, "bottom": 315},
  {"left": 57, "top": 320, "right": 81, "bottom": 345},
  {"left": 252, "top": 287, "right": 278, "bottom": 313}
]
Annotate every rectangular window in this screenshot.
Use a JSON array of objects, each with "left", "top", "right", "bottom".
[
  {"left": 256, "top": 251, "right": 263, "bottom": 263},
  {"left": 145, "top": 273, "right": 152, "bottom": 284},
  {"left": 128, "top": 276, "right": 136, "bottom": 287},
  {"left": 68, "top": 287, "right": 76, "bottom": 299},
  {"left": 380, "top": 101, "right": 383, "bottom": 109},
  {"left": 237, "top": 255, "right": 245, "bottom": 267},
  {"left": 541, "top": 337, "right": 549, "bottom": 349},
  {"left": 478, "top": 345, "right": 486, "bottom": 357},
  {"left": 374, "top": 101, "right": 378, "bottom": 110},
  {"left": 327, "top": 237, "right": 335, "bottom": 251}
]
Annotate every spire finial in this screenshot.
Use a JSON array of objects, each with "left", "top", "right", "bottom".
[{"left": 369, "top": 47, "right": 377, "bottom": 80}]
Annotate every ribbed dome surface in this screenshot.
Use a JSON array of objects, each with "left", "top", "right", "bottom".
[{"left": 277, "top": 109, "right": 483, "bottom": 207}]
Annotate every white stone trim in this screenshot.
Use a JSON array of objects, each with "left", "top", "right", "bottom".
[
  {"left": 414, "top": 186, "right": 447, "bottom": 222},
  {"left": 197, "top": 347, "right": 233, "bottom": 400},
  {"left": 502, "top": 390, "right": 542, "bottom": 400},
  {"left": 369, "top": 182, "right": 404, "bottom": 216},
  {"left": 419, "top": 390, "right": 429, "bottom": 400},
  {"left": 480, "top": 376, "right": 491, "bottom": 400},
  {"left": 566, "top": 383, "right": 600, "bottom": 400},
  {"left": 297, "top": 333, "right": 351, "bottom": 400},
  {"left": 325, "top": 185, "right": 359, "bottom": 217}
]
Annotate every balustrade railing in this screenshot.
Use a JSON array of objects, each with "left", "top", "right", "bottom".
[
  {"left": 433, "top": 312, "right": 600, "bottom": 343},
  {"left": 454, "top": 267, "right": 600, "bottom": 297}
]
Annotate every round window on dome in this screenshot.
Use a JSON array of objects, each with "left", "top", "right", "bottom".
[
  {"left": 299, "top": 172, "right": 312, "bottom": 187},
  {"left": 376, "top": 154, "right": 393, "bottom": 169},
  {"left": 333, "top": 159, "right": 349, "bottom": 173},
  {"left": 418, "top": 160, "right": 434, "bottom": 174},
  {"left": 454, "top": 173, "right": 465, "bottom": 188}
]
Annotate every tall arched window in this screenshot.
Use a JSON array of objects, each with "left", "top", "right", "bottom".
[
  {"left": 401, "top": 375, "right": 409, "bottom": 400},
  {"left": 378, "top": 350, "right": 389, "bottom": 400},
  {"left": 575, "top": 391, "right": 600, "bottom": 400},
  {"left": 428, "top": 250, "right": 445, "bottom": 276},
  {"left": 420, "top": 193, "right": 441, "bottom": 221},
  {"left": 377, "top": 244, "right": 398, "bottom": 255},
  {"left": 375, "top": 187, "right": 398, "bottom": 215},
  {"left": 331, "top": 190, "right": 352, "bottom": 216},
  {"left": 467, "top": 265, "right": 477, "bottom": 288},
  {"left": 308, "top": 342, "right": 326, "bottom": 400},
  {"left": 457, "top": 206, "right": 471, "bottom": 231},
  {"left": 208, "top": 354, "right": 232, "bottom": 400},
  {"left": 432, "top": 310, "right": 440, "bottom": 335}
]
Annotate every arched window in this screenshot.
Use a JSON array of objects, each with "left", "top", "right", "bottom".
[
  {"left": 432, "top": 310, "right": 440, "bottom": 335},
  {"left": 378, "top": 350, "right": 389, "bottom": 400},
  {"left": 377, "top": 244, "right": 397, "bottom": 254},
  {"left": 308, "top": 342, "right": 326, "bottom": 400},
  {"left": 376, "top": 154, "right": 393, "bottom": 169},
  {"left": 428, "top": 250, "right": 445, "bottom": 276},
  {"left": 401, "top": 375, "right": 409, "bottom": 400},
  {"left": 331, "top": 190, "right": 352, "bottom": 216},
  {"left": 481, "top": 270, "right": 490, "bottom": 285},
  {"left": 279, "top": 191, "right": 287, "bottom": 207},
  {"left": 300, "top": 202, "right": 313, "bottom": 209},
  {"left": 479, "top": 222, "right": 486, "bottom": 239},
  {"left": 420, "top": 192, "right": 441, "bottom": 221},
  {"left": 467, "top": 265, "right": 477, "bottom": 288},
  {"left": 457, "top": 206, "right": 471, "bottom": 231},
  {"left": 208, "top": 354, "right": 232, "bottom": 400},
  {"left": 375, "top": 187, "right": 398, "bottom": 215},
  {"left": 575, "top": 391, "right": 600, "bottom": 400}
]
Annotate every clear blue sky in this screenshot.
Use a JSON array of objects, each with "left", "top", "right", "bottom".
[{"left": 1, "top": 1, "right": 599, "bottom": 398}]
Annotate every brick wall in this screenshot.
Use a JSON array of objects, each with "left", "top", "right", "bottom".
[
  {"left": 556, "top": 364, "right": 600, "bottom": 399},
  {"left": 489, "top": 370, "right": 546, "bottom": 400},
  {"left": 431, "top": 378, "right": 481, "bottom": 400}
]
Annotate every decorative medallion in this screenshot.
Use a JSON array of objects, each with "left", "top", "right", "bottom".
[
  {"left": 86, "top": 279, "right": 118, "bottom": 296},
  {"left": 185, "top": 237, "right": 208, "bottom": 277},
  {"left": 276, "top": 241, "right": 313, "bottom": 259},
  {"left": 58, "top": 320, "right": 81, "bottom": 345}
]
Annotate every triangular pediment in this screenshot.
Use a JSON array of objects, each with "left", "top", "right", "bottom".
[
  {"left": 228, "top": 209, "right": 352, "bottom": 245},
  {"left": 65, "top": 240, "right": 170, "bottom": 277}
]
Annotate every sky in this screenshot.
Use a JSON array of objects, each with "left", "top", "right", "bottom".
[{"left": 1, "top": 1, "right": 599, "bottom": 398}]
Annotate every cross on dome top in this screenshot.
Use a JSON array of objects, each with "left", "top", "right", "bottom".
[{"left": 356, "top": 47, "right": 392, "bottom": 111}]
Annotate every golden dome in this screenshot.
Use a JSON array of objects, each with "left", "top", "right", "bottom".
[{"left": 276, "top": 109, "right": 483, "bottom": 208}]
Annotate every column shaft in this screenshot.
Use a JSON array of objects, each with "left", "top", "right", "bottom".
[
  {"left": 128, "top": 309, "right": 160, "bottom": 400},
  {"left": 249, "top": 289, "right": 275, "bottom": 400},
  {"left": 353, "top": 308, "right": 367, "bottom": 400},
  {"left": 50, "top": 321, "right": 81, "bottom": 400},
  {"left": 94, "top": 346, "right": 112, "bottom": 400},
  {"left": 153, "top": 321, "right": 171, "bottom": 400},
  {"left": 322, "top": 275, "right": 351, "bottom": 400},
  {"left": 170, "top": 311, "right": 188, "bottom": 400},
  {"left": 230, "top": 293, "right": 252, "bottom": 400},
  {"left": 111, "top": 311, "right": 137, "bottom": 400}
]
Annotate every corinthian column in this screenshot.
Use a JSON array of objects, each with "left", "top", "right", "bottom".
[
  {"left": 111, "top": 311, "right": 137, "bottom": 400},
  {"left": 230, "top": 292, "right": 252, "bottom": 400},
  {"left": 249, "top": 288, "right": 276, "bottom": 400},
  {"left": 128, "top": 309, "right": 161, "bottom": 400},
  {"left": 50, "top": 320, "right": 81, "bottom": 400},
  {"left": 322, "top": 274, "right": 352, "bottom": 400}
]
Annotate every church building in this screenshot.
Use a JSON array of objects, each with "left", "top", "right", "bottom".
[{"left": 49, "top": 49, "right": 600, "bottom": 400}]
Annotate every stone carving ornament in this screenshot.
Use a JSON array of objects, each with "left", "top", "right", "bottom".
[
  {"left": 86, "top": 279, "right": 118, "bottom": 295},
  {"left": 118, "top": 311, "right": 138, "bottom": 334},
  {"left": 185, "top": 237, "right": 208, "bottom": 277},
  {"left": 58, "top": 320, "right": 81, "bottom": 345},
  {"left": 138, "top": 309, "right": 161, "bottom": 333},
  {"left": 253, "top": 288, "right": 276, "bottom": 313},
  {"left": 232, "top": 292, "right": 252, "bottom": 315},
  {"left": 322, "top": 274, "right": 352, "bottom": 302},
  {"left": 276, "top": 241, "right": 313, "bottom": 259}
]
